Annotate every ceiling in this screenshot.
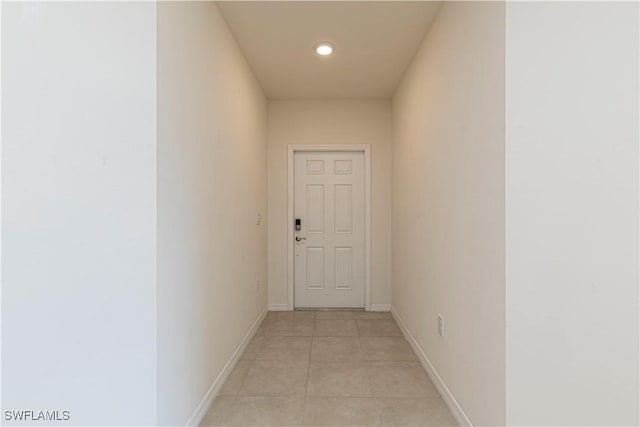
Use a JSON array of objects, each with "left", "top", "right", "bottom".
[{"left": 217, "top": 1, "right": 443, "bottom": 99}]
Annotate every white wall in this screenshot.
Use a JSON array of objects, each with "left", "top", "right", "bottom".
[
  {"left": 267, "top": 100, "right": 392, "bottom": 310},
  {"left": 157, "top": 2, "right": 268, "bottom": 425},
  {"left": 2, "top": 2, "right": 157, "bottom": 424},
  {"left": 391, "top": 2, "right": 505, "bottom": 426},
  {"left": 505, "top": 2, "right": 639, "bottom": 425}
]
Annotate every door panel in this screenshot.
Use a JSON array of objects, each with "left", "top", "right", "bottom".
[
  {"left": 306, "top": 185, "right": 324, "bottom": 233},
  {"left": 334, "top": 184, "right": 352, "bottom": 233},
  {"left": 294, "top": 151, "right": 365, "bottom": 308},
  {"left": 334, "top": 247, "right": 353, "bottom": 290},
  {"left": 306, "top": 247, "right": 325, "bottom": 289}
]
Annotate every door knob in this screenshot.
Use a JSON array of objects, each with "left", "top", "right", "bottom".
[{"left": 295, "top": 236, "right": 307, "bottom": 242}]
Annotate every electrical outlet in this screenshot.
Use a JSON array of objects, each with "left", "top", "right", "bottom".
[
  {"left": 256, "top": 279, "right": 260, "bottom": 294},
  {"left": 437, "top": 314, "right": 444, "bottom": 337},
  {"left": 256, "top": 213, "right": 262, "bottom": 225}
]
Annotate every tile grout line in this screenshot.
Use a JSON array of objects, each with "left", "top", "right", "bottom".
[
  {"left": 359, "top": 332, "right": 385, "bottom": 426},
  {"left": 300, "top": 311, "right": 316, "bottom": 427}
]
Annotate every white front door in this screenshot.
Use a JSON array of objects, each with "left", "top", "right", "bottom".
[{"left": 294, "top": 151, "right": 365, "bottom": 308}]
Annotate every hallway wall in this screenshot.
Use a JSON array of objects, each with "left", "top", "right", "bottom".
[
  {"left": 1, "top": 2, "right": 158, "bottom": 424},
  {"left": 505, "top": 2, "right": 639, "bottom": 425},
  {"left": 267, "top": 100, "right": 392, "bottom": 310},
  {"left": 157, "top": 2, "right": 268, "bottom": 425},
  {"left": 391, "top": 2, "right": 506, "bottom": 426}
]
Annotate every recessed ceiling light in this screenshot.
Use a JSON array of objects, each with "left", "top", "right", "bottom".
[{"left": 314, "top": 42, "right": 335, "bottom": 56}]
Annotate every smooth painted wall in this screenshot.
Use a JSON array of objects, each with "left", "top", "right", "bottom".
[
  {"left": 267, "top": 100, "right": 392, "bottom": 310},
  {"left": 505, "top": 2, "right": 639, "bottom": 425},
  {"left": 391, "top": 2, "right": 505, "bottom": 425},
  {"left": 2, "top": 2, "right": 157, "bottom": 424},
  {"left": 157, "top": 2, "right": 268, "bottom": 425}
]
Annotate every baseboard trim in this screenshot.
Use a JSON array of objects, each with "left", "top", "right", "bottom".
[
  {"left": 370, "top": 304, "right": 390, "bottom": 312},
  {"left": 269, "top": 303, "right": 389, "bottom": 312},
  {"left": 390, "top": 305, "right": 472, "bottom": 427},
  {"left": 185, "top": 306, "right": 268, "bottom": 427}
]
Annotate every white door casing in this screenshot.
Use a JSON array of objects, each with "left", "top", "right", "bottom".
[{"left": 292, "top": 149, "right": 367, "bottom": 308}]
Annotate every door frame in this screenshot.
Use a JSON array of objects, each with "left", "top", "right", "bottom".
[{"left": 287, "top": 144, "right": 372, "bottom": 311}]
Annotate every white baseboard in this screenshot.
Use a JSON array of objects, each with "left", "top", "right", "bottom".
[
  {"left": 269, "top": 303, "right": 389, "bottom": 312},
  {"left": 390, "top": 306, "right": 472, "bottom": 427},
  {"left": 185, "top": 306, "right": 268, "bottom": 427}
]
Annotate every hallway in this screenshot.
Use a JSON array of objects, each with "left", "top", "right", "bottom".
[
  {"left": 201, "top": 311, "right": 456, "bottom": 426},
  {"left": 3, "top": 1, "right": 639, "bottom": 425}
]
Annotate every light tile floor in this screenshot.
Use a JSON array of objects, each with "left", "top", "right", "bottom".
[{"left": 201, "top": 310, "right": 457, "bottom": 427}]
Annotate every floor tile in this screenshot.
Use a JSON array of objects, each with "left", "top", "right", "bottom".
[
  {"left": 354, "top": 312, "right": 392, "bottom": 320},
  {"left": 200, "top": 395, "right": 235, "bottom": 426},
  {"left": 293, "top": 310, "right": 317, "bottom": 319},
  {"left": 221, "top": 395, "right": 305, "bottom": 426},
  {"left": 240, "top": 335, "right": 267, "bottom": 360},
  {"left": 307, "top": 361, "right": 372, "bottom": 397},
  {"left": 315, "top": 311, "right": 355, "bottom": 320},
  {"left": 356, "top": 319, "right": 402, "bottom": 337},
  {"left": 315, "top": 319, "right": 358, "bottom": 336},
  {"left": 239, "top": 360, "right": 308, "bottom": 396},
  {"left": 376, "top": 397, "right": 457, "bottom": 426},
  {"left": 256, "top": 336, "right": 312, "bottom": 361},
  {"left": 366, "top": 362, "right": 439, "bottom": 398},
  {"left": 275, "top": 312, "right": 296, "bottom": 321},
  {"left": 311, "top": 337, "right": 363, "bottom": 361},
  {"left": 219, "top": 360, "right": 251, "bottom": 395},
  {"left": 302, "top": 397, "right": 381, "bottom": 426},
  {"left": 269, "top": 318, "right": 315, "bottom": 336},
  {"left": 360, "top": 337, "right": 417, "bottom": 362},
  {"left": 274, "top": 311, "right": 316, "bottom": 320},
  {"left": 255, "top": 319, "right": 274, "bottom": 336},
  {"left": 265, "top": 311, "right": 279, "bottom": 320}
]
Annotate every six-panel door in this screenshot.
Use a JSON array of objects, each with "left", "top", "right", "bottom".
[{"left": 294, "top": 151, "right": 365, "bottom": 308}]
